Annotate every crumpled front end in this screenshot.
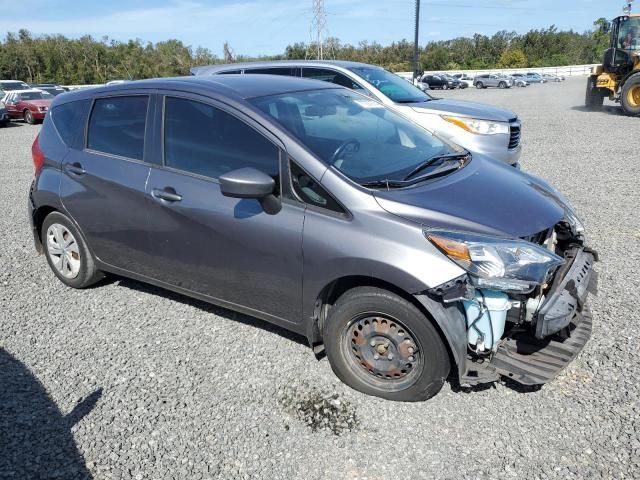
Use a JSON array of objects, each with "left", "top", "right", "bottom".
[{"left": 427, "top": 220, "right": 598, "bottom": 387}]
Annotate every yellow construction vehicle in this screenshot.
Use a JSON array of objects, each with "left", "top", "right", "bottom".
[{"left": 586, "top": 5, "right": 640, "bottom": 116}]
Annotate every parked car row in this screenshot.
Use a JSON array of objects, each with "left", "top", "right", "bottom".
[
  {"left": 29, "top": 67, "right": 597, "bottom": 402},
  {"left": 0, "top": 79, "right": 68, "bottom": 126},
  {"left": 417, "top": 71, "right": 566, "bottom": 91}
]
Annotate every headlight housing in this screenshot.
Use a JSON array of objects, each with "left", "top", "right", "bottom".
[
  {"left": 0, "top": 101, "right": 5, "bottom": 108},
  {"left": 426, "top": 230, "right": 564, "bottom": 293},
  {"left": 441, "top": 116, "right": 510, "bottom": 135}
]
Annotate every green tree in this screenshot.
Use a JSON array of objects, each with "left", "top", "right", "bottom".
[{"left": 498, "top": 49, "right": 528, "bottom": 68}]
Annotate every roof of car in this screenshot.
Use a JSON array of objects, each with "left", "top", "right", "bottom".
[
  {"left": 190, "top": 60, "right": 381, "bottom": 76},
  {"left": 52, "top": 74, "right": 338, "bottom": 107}
]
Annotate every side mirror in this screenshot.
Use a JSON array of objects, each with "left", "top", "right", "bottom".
[{"left": 219, "top": 167, "right": 281, "bottom": 215}]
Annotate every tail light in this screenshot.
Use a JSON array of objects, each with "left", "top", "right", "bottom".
[{"left": 31, "top": 134, "right": 45, "bottom": 175}]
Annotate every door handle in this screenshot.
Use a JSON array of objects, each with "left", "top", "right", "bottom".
[
  {"left": 152, "top": 187, "right": 182, "bottom": 203},
  {"left": 65, "top": 162, "right": 86, "bottom": 176}
]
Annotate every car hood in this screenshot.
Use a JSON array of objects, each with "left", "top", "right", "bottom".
[
  {"left": 410, "top": 98, "right": 517, "bottom": 122},
  {"left": 373, "top": 155, "right": 567, "bottom": 238}
]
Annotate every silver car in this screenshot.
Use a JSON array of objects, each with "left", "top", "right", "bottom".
[
  {"left": 473, "top": 74, "right": 514, "bottom": 89},
  {"left": 192, "top": 61, "right": 522, "bottom": 166}
]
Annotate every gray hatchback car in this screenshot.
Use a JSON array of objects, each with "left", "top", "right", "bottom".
[{"left": 29, "top": 75, "right": 597, "bottom": 401}]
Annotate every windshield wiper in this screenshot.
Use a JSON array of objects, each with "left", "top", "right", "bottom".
[
  {"left": 360, "top": 179, "right": 408, "bottom": 189},
  {"left": 403, "top": 152, "right": 470, "bottom": 181}
]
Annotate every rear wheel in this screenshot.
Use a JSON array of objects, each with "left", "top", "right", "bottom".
[
  {"left": 42, "top": 211, "right": 104, "bottom": 288},
  {"left": 23, "top": 109, "right": 35, "bottom": 124},
  {"left": 324, "top": 287, "right": 450, "bottom": 402},
  {"left": 621, "top": 74, "right": 640, "bottom": 116},
  {"left": 585, "top": 75, "right": 605, "bottom": 110}
]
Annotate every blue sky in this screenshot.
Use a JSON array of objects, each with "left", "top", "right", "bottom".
[{"left": 2, "top": 0, "right": 621, "bottom": 56}]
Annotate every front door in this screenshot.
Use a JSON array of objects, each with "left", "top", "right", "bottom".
[
  {"left": 144, "top": 94, "right": 304, "bottom": 324},
  {"left": 60, "top": 93, "right": 154, "bottom": 274}
]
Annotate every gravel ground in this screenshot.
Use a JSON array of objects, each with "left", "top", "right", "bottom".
[{"left": 1, "top": 77, "right": 639, "bottom": 479}]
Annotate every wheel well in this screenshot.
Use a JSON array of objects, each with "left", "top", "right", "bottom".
[
  {"left": 32, "top": 205, "right": 58, "bottom": 248},
  {"left": 313, "top": 276, "right": 456, "bottom": 370}
]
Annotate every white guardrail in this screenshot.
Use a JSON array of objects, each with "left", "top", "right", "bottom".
[
  {"left": 62, "top": 64, "right": 598, "bottom": 90},
  {"left": 397, "top": 64, "right": 598, "bottom": 80}
]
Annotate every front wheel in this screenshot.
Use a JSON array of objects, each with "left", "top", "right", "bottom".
[
  {"left": 324, "top": 287, "right": 450, "bottom": 402},
  {"left": 24, "top": 110, "right": 35, "bottom": 124},
  {"left": 621, "top": 74, "right": 640, "bottom": 116},
  {"left": 498, "top": 81, "right": 507, "bottom": 89},
  {"left": 475, "top": 82, "right": 484, "bottom": 89}
]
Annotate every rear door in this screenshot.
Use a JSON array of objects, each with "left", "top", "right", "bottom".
[
  {"left": 143, "top": 92, "right": 305, "bottom": 324},
  {"left": 59, "top": 92, "right": 155, "bottom": 275}
]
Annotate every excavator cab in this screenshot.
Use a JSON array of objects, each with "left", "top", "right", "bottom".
[{"left": 586, "top": 13, "right": 640, "bottom": 115}]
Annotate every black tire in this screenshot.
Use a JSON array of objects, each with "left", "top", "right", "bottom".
[
  {"left": 498, "top": 81, "right": 507, "bottom": 89},
  {"left": 24, "top": 109, "right": 35, "bottom": 124},
  {"left": 442, "top": 84, "right": 448, "bottom": 90},
  {"left": 475, "top": 82, "right": 483, "bottom": 89},
  {"left": 324, "top": 287, "right": 450, "bottom": 402},
  {"left": 585, "top": 75, "right": 605, "bottom": 111},
  {"left": 621, "top": 74, "right": 640, "bottom": 116},
  {"left": 41, "top": 211, "right": 104, "bottom": 288}
]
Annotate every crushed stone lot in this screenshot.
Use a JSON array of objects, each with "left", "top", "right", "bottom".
[{"left": 1, "top": 77, "right": 639, "bottom": 479}]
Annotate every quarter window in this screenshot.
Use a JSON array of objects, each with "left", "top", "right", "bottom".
[
  {"left": 290, "top": 161, "right": 344, "bottom": 214},
  {"left": 163, "top": 97, "right": 279, "bottom": 180},
  {"left": 87, "top": 96, "right": 148, "bottom": 160},
  {"left": 244, "top": 67, "right": 297, "bottom": 76},
  {"left": 52, "top": 100, "right": 89, "bottom": 147}
]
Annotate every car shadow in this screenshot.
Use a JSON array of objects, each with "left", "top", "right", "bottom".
[
  {"left": 0, "top": 348, "right": 100, "bottom": 479},
  {"left": 110, "top": 276, "right": 310, "bottom": 348},
  {"left": 571, "top": 105, "right": 625, "bottom": 115},
  {"left": 447, "top": 371, "right": 542, "bottom": 395},
  {"left": 2, "top": 121, "right": 24, "bottom": 128}
]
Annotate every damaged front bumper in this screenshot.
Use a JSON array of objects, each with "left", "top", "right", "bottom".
[{"left": 458, "top": 245, "right": 598, "bottom": 386}]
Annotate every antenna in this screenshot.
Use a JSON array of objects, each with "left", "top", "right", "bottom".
[{"left": 308, "top": 0, "right": 329, "bottom": 60}]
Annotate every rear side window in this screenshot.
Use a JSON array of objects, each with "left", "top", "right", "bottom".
[
  {"left": 163, "top": 97, "right": 279, "bottom": 180},
  {"left": 87, "top": 96, "right": 148, "bottom": 160},
  {"left": 302, "top": 68, "right": 363, "bottom": 90},
  {"left": 219, "top": 69, "right": 241, "bottom": 74},
  {"left": 245, "top": 67, "right": 297, "bottom": 76},
  {"left": 51, "top": 100, "right": 89, "bottom": 147}
]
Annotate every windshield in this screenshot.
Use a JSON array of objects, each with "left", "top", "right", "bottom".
[
  {"left": 619, "top": 17, "right": 640, "bottom": 50},
  {"left": 251, "top": 89, "right": 457, "bottom": 184},
  {"left": 19, "top": 91, "right": 51, "bottom": 101},
  {"left": 1, "top": 82, "right": 29, "bottom": 91},
  {"left": 348, "top": 67, "right": 432, "bottom": 104}
]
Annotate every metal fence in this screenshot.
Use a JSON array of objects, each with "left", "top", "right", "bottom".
[{"left": 398, "top": 64, "right": 598, "bottom": 79}]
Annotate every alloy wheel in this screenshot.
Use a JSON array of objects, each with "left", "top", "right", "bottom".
[{"left": 46, "top": 223, "right": 81, "bottom": 279}]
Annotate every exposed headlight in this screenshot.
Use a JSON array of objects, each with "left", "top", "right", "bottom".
[
  {"left": 426, "top": 230, "right": 564, "bottom": 293},
  {"left": 441, "top": 116, "right": 510, "bottom": 135}
]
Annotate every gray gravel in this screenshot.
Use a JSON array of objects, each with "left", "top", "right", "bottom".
[{"left": 1, "top": 77, "right": 639, "bottom": 479}]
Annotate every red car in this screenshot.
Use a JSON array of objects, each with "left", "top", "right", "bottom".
[{"left": 3, "top": 90, "right": 53, "bottom": 124}]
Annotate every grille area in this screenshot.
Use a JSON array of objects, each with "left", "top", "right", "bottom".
[{"left": 508, "top": 123, "right": 521, "bottom": 150}]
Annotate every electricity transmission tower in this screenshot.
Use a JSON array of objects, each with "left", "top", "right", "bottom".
[{"left": 308, "top": 0, "right": 329, "bottom": 60}]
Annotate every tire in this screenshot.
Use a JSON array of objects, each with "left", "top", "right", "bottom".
[
  {"left": 324, "top": 287, "right": 450, "bottom": 402},
  {"left": 621, "top": 74, "right": 640, "bottom": 116},
  {"left": 475, "top": 82, "right": 483, "bottom": 89},
  {"left": 498, "top": 81, "right": 507, "bottom": 89},
  {"left": 24, "top": 109, "right": 35, "bottom": 125},
  {"left": 442, "top": 84, "right": 448, "bottom": 90},
  {"left": 585, "top": 75, "right": 605, "bottom": 111},
  {"left": 41, "top": 211, "right": 104, "bottom": 288}
]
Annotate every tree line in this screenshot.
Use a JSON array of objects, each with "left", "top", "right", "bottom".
[{"left": 0, "top": 20, "right": 609, "bottom": 84}]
